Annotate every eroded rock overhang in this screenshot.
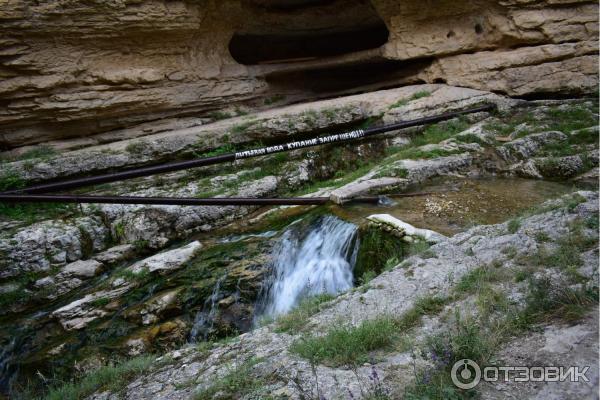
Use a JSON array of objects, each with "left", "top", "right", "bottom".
[{"left": 0, "top": 0, "right": 597, "bottom": 149}]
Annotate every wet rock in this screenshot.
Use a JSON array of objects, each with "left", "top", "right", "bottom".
[
  {"left": 127, "top": 241, "right": 202, "bottom": 275},
  {"left": 52, "top": 285, "right": 133, "bottom": 330},
  {"left": 124, "top": 288, "right": 183, "bottom": 326},
  {"left": 93, "top": 244, "right": 136, "bottom": 265}
]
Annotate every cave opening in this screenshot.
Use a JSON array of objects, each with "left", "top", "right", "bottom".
[
  {"left": 229, "top": 23, "right": 389, "bottom": 65},
  {"left": 265, "top": 58, "right": 431, "bottom": 95}
]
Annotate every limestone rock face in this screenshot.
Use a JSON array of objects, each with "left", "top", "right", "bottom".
[{"left": 0, "top": 0, "right": 597, "bottom": 149}]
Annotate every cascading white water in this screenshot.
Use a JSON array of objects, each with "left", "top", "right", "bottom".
[
  {"left": 189, "top": 275, "right": 226, "bottom": 342},
  {"left": 258, "top": 215, "right": 359, "bottom": 318}
]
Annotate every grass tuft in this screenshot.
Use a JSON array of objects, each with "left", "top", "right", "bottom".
[
  {"left": 193, "top": 358, "right": 267, "bottom": 400},
  {"left": 274, "top": 294, "right": 335, "bottom": 334},
  {"left": 291, "top": 295, "right": 447, "bottom": 367},
  {"left": 44, "top": 355, "right": 156, "bottom": 400},
  {"left": 290, "top": 316, "right": 399, "bottom": 366},
  {"left": 506, "top": 218, "right": 521, "bottom": 234}
]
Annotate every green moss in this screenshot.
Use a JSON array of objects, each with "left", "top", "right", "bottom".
[
  {"left": 193, "top": 143, "right": 235, "bottom": 158},
  {"left": 354, "top": 226, "right": 407, "bottom": 283},
  {"left": 125, "top": 141, "right": 147, "bottom": 155},
  {"left": 89, "top": 297, "right": 111, "bottom": 308}
]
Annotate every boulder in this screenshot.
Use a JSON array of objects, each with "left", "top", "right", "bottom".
[{"left": 127, "top": 241, "right": 202, "bottom": 275}]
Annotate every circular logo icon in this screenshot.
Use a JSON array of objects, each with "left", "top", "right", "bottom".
[{"left": 451, "top": 359, "right": 481, "bottom": 389}]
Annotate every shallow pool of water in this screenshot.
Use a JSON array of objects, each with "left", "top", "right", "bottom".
[{"left": 330, "top": 177, "right": 578, "bottom": 236}]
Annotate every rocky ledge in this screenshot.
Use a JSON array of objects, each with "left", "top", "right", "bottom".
[{"left": 79, "top": 191, "right": 599, "bottom": 400}]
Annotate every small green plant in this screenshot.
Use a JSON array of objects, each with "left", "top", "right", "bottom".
[
  {"left": 404, "top": 312, "right": 493, "bottom": 400},
  {"left": 0, "top": 167, "right": 25, "bottom": 192},
  {"left": 454, "top": 266, "right": 501, "bottom": 295},
  {"left": 388, "top": 91, "right": 430, "bottom": 109},
  {"left": 511, "top": 277, "right": 598, "bottom": 329},
  {"left": 384, "top": 256, "right": 400, "bottom": 271},
  {"left": 565, "top": 193, "right": 587, "bottom": 212},
  {"left": 291, "top": 296, "right": 448, "bottom": 367},
  {"left": 388, "top": 99, "right": 409, "bottom": 109},
  {"left": 132, "top": 240, "right": 150, "bottom": 251},
  {"left": 585, "top": 215, "right": 599, "bottom": 231},
  {"left": 230, "top": 121, "right": 255, "bottom": 135},
  {"left": 501, "top": 246, "right": 517, "bottom": 259},
  {"left": 507, "top": 218, "right": 521, "bottom": 234},
  {"left": 454, "top": 133, "right": 492, "bottom": 146},
  {"left": 396, "top": 296, "right": 448, "bottom": 331},
  {"left": 514, "top": 269, "right": 528, "bottom": 283},
  {"left": 359, "top": 270, "right": 377, "bottom": 286},
  {"left": 534, "top": 231, "right": 551, "bottom": 242},
  {"left": 193, "top": 143, "right": 235, "bottom": 158},
  {"left": 412, "top": 90, "right": 431, "bottom": 100}
]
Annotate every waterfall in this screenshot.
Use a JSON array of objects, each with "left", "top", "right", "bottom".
[
  {"left": 189, "top": 275, "right": 226, "bottom": 342},
  {"left": 256, "top": 215, "right": 359, "bottom": 319}
]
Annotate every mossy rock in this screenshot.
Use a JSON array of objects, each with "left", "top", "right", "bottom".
[{"left": 354, "top": 224, "right": 408, "bottom": 282}]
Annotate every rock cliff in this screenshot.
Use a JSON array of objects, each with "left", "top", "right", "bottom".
[{"left": 1, "top": 0, "right": 597, "bottom": 150}]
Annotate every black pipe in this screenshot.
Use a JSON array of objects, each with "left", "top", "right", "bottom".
[
  {"left": 3, "top": 104, "right": 495, "bottom": 195},
  {"left": 0, "top": 194, "right": 381, "bottom": 206}
]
